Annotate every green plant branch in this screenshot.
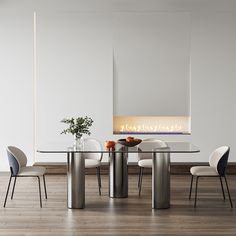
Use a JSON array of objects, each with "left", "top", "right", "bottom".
[{"left": 61, "top": 116, "right": 93, "bottom": 139}]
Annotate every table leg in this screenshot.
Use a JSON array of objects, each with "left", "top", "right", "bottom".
[
  {"left": 67, "top": 152, "right": 85, "bottom": 209},
  {"left": 152, "top": 152, "right": 170, "bottom": 209},
  {"left": 109, "top": 148, "right": 128, "bottom": 198}
]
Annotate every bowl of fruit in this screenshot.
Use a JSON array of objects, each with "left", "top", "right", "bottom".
[{"left": 117, "top": 137, "right": 142, "bottom": 147}]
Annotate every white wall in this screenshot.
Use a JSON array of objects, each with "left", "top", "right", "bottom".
[
  {"left": 0, "top": 10, "right": 34, "bottom": 171},
  {"left": 36, "top": 11, "right": 113, "bottom": 162},
  {"left": 0, "top": 0, "right": 236, "bottom": 171}
]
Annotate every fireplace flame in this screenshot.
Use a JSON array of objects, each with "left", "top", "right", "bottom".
[
  {"left": 113, "top": 116, "right": 190, "bottom": 134},
  {"left": 120, "top": 123, "right": 182, "bottom": 133}
]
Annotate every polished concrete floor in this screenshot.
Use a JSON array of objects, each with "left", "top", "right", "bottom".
[{"left": 0, "top": 174, "right": 235, "bottom": 235}]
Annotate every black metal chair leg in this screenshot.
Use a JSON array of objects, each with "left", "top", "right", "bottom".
[
  {"left": 139, "top": 167, "right": 143, "bottom": 196},
  {"left": 96, "top": 167, "right": 101, "bottom": 196},
  {"left": 11, "top": 176, "right": 17, "bottom": 200},
  {"left": 194, "top": 177, "right": 199, "bottom": 208},
  {"left": 189, "top": 175, "right": 194, "bottom": 200},
  {"left": 98, "top": 167, "right": 102, "bottom": 188},
  {"left": 138, "top": 167, "right": 141, "bottom": 188},
  {"left": 43, "top": 175, "right": 47, "bottom": 199},
  {"left": 219, "top": 176, "right": 225, "bottom": 201},
  {"left": 3, "top": 176, "right": 12, "bottom": 208},
  {"left": 224, "top": 176, "right": 233, "bottom": 208},
  {"left": 37, "top": 176, "right": 42, "bottom": 208}
]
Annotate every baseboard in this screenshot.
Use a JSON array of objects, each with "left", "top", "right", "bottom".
[{"left": 33, "top": 162, "right": 236, "bottom": 175}]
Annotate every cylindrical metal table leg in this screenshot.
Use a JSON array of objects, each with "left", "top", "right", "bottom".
[
  {"left": 67, "top": 152, "right": 85, "bottom": 209},
  {"left": 109, "top": 147, "right": 128, "bottom": 198},
  {"left": 152, "top": 151, "right": 170, "bottom": 209}
]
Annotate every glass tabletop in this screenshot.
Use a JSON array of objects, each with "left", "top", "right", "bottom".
[{"left": 37, "top": 141, "right": 199, "bottom": 154}]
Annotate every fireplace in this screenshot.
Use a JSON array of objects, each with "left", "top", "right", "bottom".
[
  {"left": 113, "top": 13, "right": 191, "bottom": 135},
  {"left": 113, "top": 116, "right": 190, "bottom": 134}
]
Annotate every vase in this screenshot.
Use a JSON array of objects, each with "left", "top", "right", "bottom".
[{"left": 74, "top": 135, "right": 84, "bottom": 150}]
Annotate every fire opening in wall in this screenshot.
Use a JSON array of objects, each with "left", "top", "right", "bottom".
[{"left": 113, "top": 116, "right": 191, "bottom": 135}]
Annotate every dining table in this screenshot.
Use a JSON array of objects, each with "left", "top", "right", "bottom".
[{"left": 37, "top": 140, "right": 199, "bottom": 210}]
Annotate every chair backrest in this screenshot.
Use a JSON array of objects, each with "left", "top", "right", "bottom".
[
  {"left": 138, "top": 139, "right": 167, "bottom": 160},
  {"left": 209, "top": 146, "right": 230, "bottom": 176},
  {"left": 83, "top": 138, "right": 103, "bottom": 161},
  {"left": 6, "top": 146, "right": 28, "bottom": 175}
]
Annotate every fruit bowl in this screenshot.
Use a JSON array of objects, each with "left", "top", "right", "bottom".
[{"left": 117, "top": 138, "right": 142, "bottom": 147}]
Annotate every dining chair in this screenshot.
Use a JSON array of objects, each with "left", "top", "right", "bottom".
[
  {"left": 83, "top": 138, "right": 103, "bottom": 195},
  {"left": 137, "top": 139, "right": 167, "bottom": 196},
  {"left": 189, "top": 146, "right": 233, "bottom": 208},
  {"left": 4, "top": 146, "right": 47, "bottom": 208}
]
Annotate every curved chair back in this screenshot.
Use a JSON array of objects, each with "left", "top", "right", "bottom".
[
  {"left": 6, "top": 146, "right": 28, "bottom": 176},
  {"left": 209, "top": 146, "right": 230, "bottom": 176},
  {"left": 138, "top": 139, "right": 167, "bottom": 160},
  {"left": 83, "top": 138, "right": 103, "bottom": 161}
]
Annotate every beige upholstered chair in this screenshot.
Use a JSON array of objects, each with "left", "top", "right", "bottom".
[
  {"left": 4, "top": 146, "right": 47, "bottom": 208},
  {"left": 189, "top": 146, "right": 233, "bottom": 208},
  {"left": 138, "top": 139, "right": 167, "bottom": 196},
  {"left": 83, "top": 138, "right": 103, "bottom": 195}
]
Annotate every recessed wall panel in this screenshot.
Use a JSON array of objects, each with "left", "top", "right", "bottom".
[{"left": 113, "top": 12, "right": 191, "bottom": 116}]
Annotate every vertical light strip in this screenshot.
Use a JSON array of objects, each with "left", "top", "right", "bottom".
[
  {"left": 33, "top": 11, "right": 37, "bottom": 163},
  {"left": 189, "top": 12, "right": 192, "bottom": 133},
  {"left": 189, "top": 54, "right": 192, "bottom": 133}
]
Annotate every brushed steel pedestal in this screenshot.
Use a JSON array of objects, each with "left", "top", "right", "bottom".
[
  {"left": 152, "top": 149, "right": 170, "bottom": 209},
  {"left": 67, "top": 152, "right": 85, "bottom": 209},
  {"left": 109, "top": 147, "right": 128, "bottom": 198}
]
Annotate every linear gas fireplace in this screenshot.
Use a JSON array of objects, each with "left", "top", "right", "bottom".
[
  {"left": 113, "top": 116, "right": 191, "bottom": 134},
  {"left": 113, "top": 13, "right": 191, "bottom": 136}
]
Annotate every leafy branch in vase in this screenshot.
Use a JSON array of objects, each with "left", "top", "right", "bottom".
[{"left": 61, "top": 116, "right": 94, "bottom": 139}]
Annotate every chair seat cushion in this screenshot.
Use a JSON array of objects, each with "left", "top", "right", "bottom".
[
  {"left": 18, "top": 166, "right": 46, "bottom": 176},
  {"left": 190, "top": 166, "right": 218, "bottom": 176},
  {"left": 138, "top": 159, "right": 152, "bottom": 168},
  {"left": 85, "top": 159, "right": 101, "bottom": 168}
]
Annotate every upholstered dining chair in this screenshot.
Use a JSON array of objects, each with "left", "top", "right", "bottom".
[
  {"left": 189, "top": 146, "right": 233, "bottom": 208},
  {"left": 137, "top": 139, "right": 167, "bottom": 196},
  {"left": 83, "top": 138, "right": 103, "bottom": 195},
  {"left": 4, "top": 146, "right": 47, "bottom": 208}
]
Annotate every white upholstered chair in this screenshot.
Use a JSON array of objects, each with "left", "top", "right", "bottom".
[
  {"left": 83, "top": 138, "right": 103, "bottom": 195},
  {"left": 138, "top": 139, "right": 167, "bottom": 196},
  {"left": 4, "top": 146, "right": 47, "bottom": 208},
  {"left": 189, "top": 146, "right": 233, "bottom": 208}
]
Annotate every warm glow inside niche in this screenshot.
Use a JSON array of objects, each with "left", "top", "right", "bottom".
[{"left": 113, "top": 116, "right": 191, "bottom": 134}]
